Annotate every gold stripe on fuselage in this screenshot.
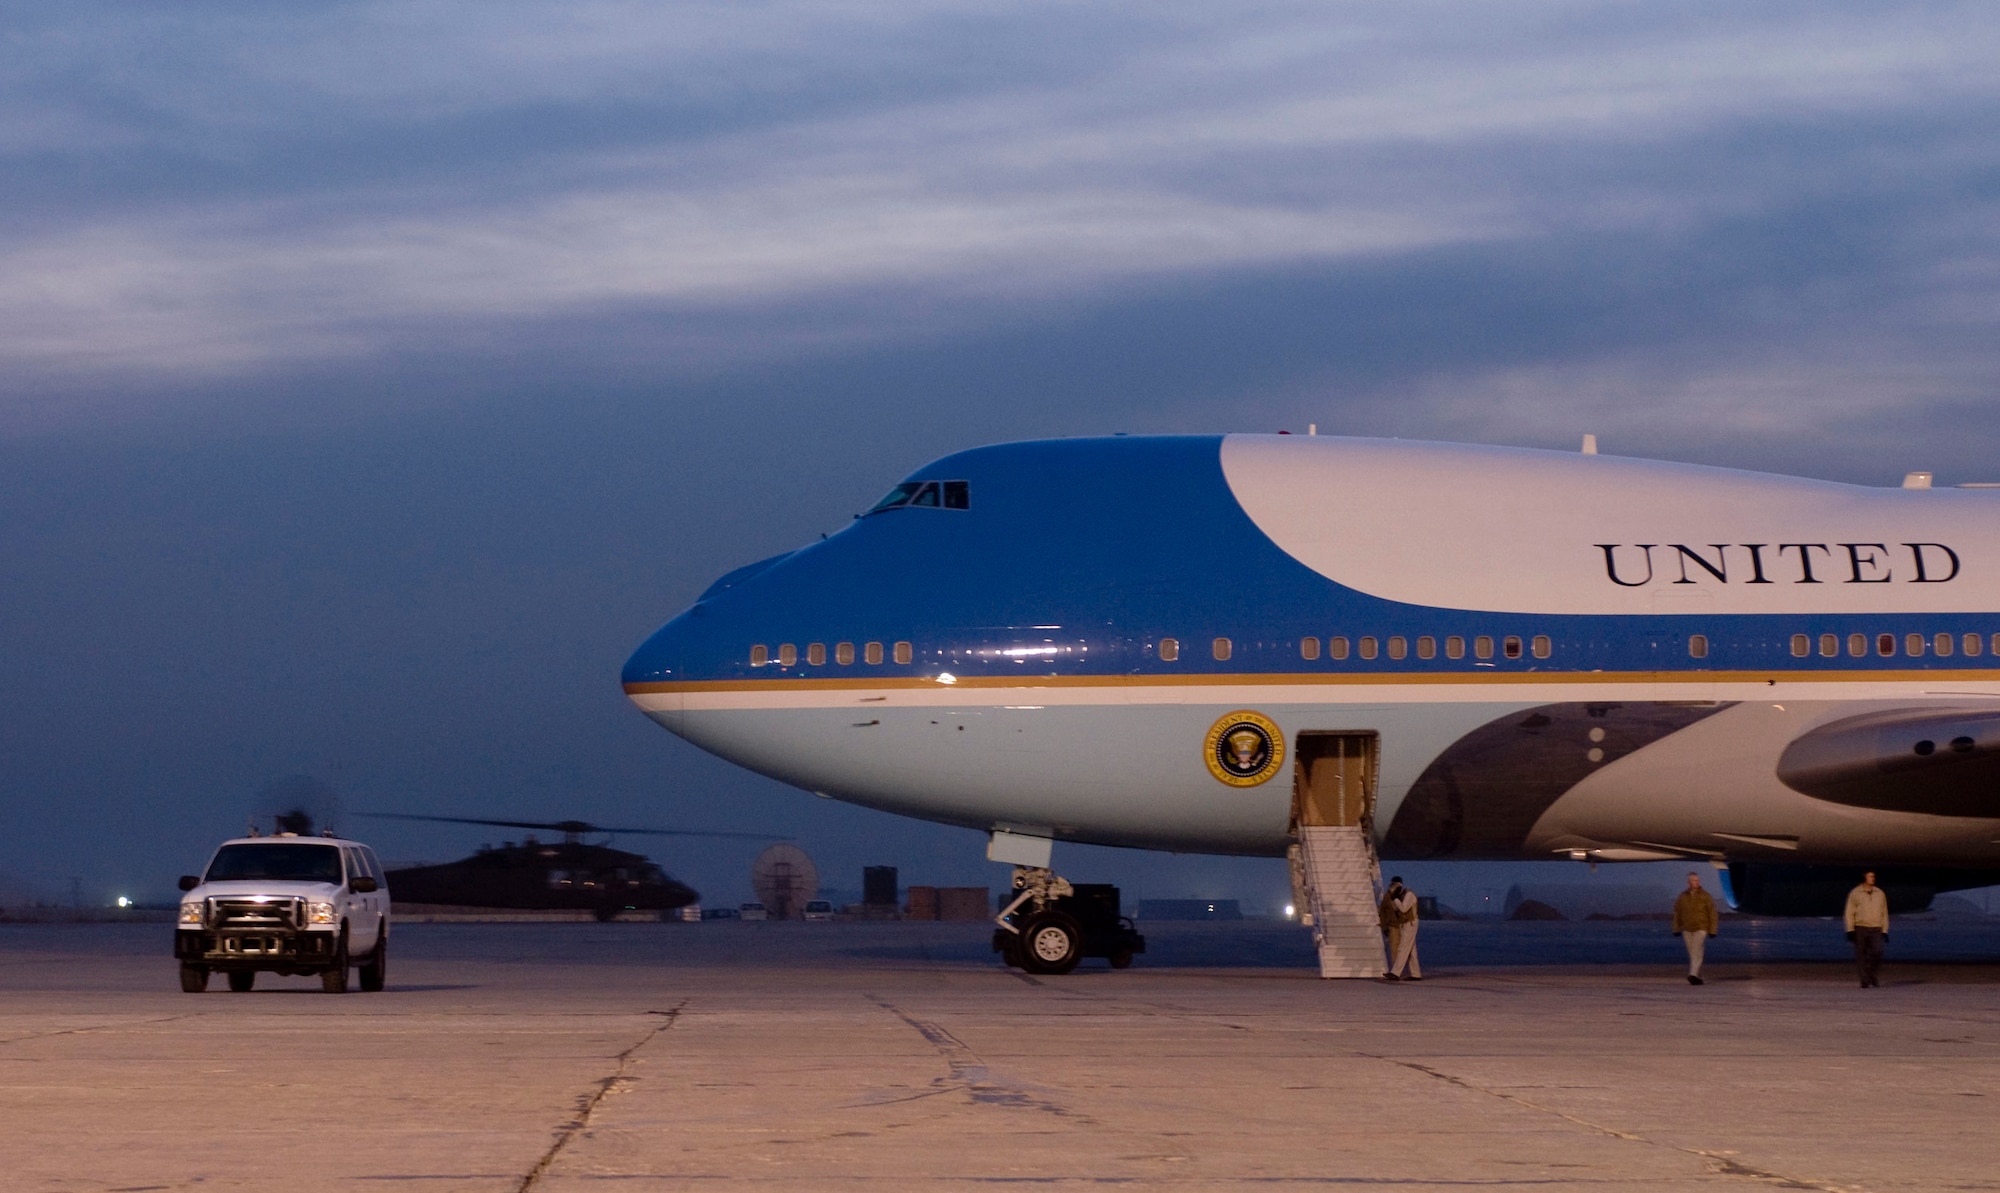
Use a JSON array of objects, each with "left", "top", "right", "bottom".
[{"left": 623, "top": 668, "right": 2000, "bottom": 696}]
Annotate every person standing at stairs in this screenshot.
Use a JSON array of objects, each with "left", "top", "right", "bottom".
[
  {"left": 1672, "top": 871, "right": 1719, "bottom": 985},
  {"left": 1377, "top": 880, "right": 1402, "bottom": 974},
  {"left": 1382, "top": 877, "right": 1421, "bottom": 981}
]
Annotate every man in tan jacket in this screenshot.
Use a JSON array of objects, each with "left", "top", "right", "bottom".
[
  {"left": 1671, "top": 872, "right": 1719, "bottom": 984},
  {"left": 1845, "top": 871, "right": 1890, "bottom": 988}
]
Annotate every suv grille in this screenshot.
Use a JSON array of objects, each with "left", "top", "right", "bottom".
[{"left": 207, "top": 896, "right": 303, "bottom": 930}]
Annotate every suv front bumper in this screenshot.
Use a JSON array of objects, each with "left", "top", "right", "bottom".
[{"left": 176, "top": 928, "right": 338, "bottom": 969}]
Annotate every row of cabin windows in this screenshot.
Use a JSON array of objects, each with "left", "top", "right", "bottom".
[
  {"left": 1294, "top": 634, "right": 1549, "bottom": 662},
  {"left": 1784, "top": 631, "right": 1997, "bottom": 660},
  {"left": 1162, "top": 635, "right": 1552, "bottom": 663},
  {"left": 751, "top": 641, "right": 913, "bottom": 667}
]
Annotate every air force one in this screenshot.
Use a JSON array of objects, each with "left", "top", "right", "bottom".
[{"left": 622, "top": 433, "right": 2000, "bottom": 948}]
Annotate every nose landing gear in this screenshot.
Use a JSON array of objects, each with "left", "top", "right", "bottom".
[{"left": 992, "top": 866, "right": 1145, "bottom": 975}]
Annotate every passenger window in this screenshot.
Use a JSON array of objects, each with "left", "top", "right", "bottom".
[
  {"left": 1329, "top": 636, "right": 1350, "bottom": 660},
  {"left": 1387, "top": 636, "right": 1407, "bottom": 660},
  {"left": 1159, "top": 637, "right": 1179, "bottom": 662},
  {"left": 942, "top": 481, "right": 970, "bottom": 509},
  {"left": 1819, "top": 633, "right": 1838, "bottom": 658},
  {"left": 1417, "top": 636, "right": 1436, "bottom": 660},
  {"left": 893, "top": 641, "right": 913, "bottom": 664},
  {"left": 1503, "top": 636, "right": 1522, "bottom": 660},
  {"left": 865, "top": 641, "right": 884, "bottom": 665},
  {"left": 807, "top": 643, "right": 826, "bottom": 666},
  {"left": 1848, "top": 633, "right": 1867, "bottom": 658},
  {"left": 778, "top": 643, "right": 798, "bottom": 667},
  {"left": 1444, "top": 635, "right": 1464, "bottom": 659},
  {"left": 910, "top": 482, "right": 940, "bottom": 507},
  {"left": 363, "top": 848, "right": 386, "bottom": 883},
  {"left": 1300, "top": 636, "right": 1320, "bottom": 661},
  {"left": 1359, "top": 636, "right": 1379, "bottom": 660},
  {"left": 836, "top": 642, "right": 855, "bottom": 665},
  {"left": 1212, "top": 637, "right": 1232, "bottom": 661},
  {"left": 1531, "top": 635, "right": 1552, "bottom": 659},
  {"left": 1991, "top": 632, "right": 2000, "bottom": 656},
  {"left": 1966, "top": 633, "right": 1984, "bottom": 658},
  {"left": 1688, "top": 634, "right": 1708, "bottom": 659},
  {"left": 1905, "top": 633, "right": 1925, "bottom": 657},
  {"left": 1877, "top": 634, "right": 1895, "bottom": 657},
  {"left": 1474, "top": 635, "right": 1494, "bottom": 660},
  {"left": 1790, "top": 634, "right": 1809, "bottom": 658},
  {"left": 750, "top": 644, "right": 769, "bottom": 666},
  {"left": 1934, "top": 632, "right": 1954, "bottom": 657}
]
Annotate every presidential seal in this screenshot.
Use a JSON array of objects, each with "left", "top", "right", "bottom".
[{"left": 1204, "top": 710, "right": 1284, "bottom": 787}]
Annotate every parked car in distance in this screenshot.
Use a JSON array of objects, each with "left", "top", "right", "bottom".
[
  {"left": 738, "top": 901, "right": 769, "bottom": 921},
  {"left": 802, "top": 900, "right": 834, "bottom": 921}
]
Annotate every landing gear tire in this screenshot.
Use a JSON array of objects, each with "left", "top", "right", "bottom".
[
  {"left": 179, "top": 963, "right": 209, "bottom": 993},
  {"left": 359, "top": 936, "right": 387, "bottom": 993},
  {"left": 322, "top": 936, "right": 350, "bottom": 994},
  {"left": 227, "top": 970, "right": 255, "bottom": 993},
  {"left": 1018, "top": 911, "right": 1083, "bottom": 976},
  {"left": 1001, "top": 933, "right": 1026, "bottom": 970}
]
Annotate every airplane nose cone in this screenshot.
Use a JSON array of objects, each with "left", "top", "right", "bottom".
[{"left": 622, "top": 610, "right": 698, "bottom": 735}]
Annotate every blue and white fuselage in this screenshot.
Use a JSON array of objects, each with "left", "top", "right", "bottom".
[{"left": 623, "top": 435, "right": 2000, "bottom": 875}]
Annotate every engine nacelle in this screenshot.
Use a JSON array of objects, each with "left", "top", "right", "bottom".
[{"left": 1722, "top": 862, "right": 2000, "bottom": 917}]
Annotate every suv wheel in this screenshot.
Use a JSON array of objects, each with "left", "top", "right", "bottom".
[
  {"left": 359, "top": 936, "right": 387, "bottom": 993},
  {"left": 179, "top": 962, "right": 209, "bottom": 993},
  {"left": 321, "top": 934, "right": 350, "bottom": 994}
]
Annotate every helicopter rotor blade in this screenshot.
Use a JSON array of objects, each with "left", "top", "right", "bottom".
[{"left": 356, "top": 811, "right": 780, "bottom": 840}]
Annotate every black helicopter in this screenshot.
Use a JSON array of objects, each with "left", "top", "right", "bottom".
[{"left": 362, "top": 813, "right": 768, "bottom": 921}]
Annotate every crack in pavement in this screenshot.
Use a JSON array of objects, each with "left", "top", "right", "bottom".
[
  {"left": 516, "top": 1003, "right": 685, "bottom": 1193},
  {"left": 0, "top": 1014, "right": 193, "bottom": 1045},
  {"left": 863, "top": 994, "right": 1091, "bottom": 1121},
  {"left": 1372, "top": 1056, "right": 1857, "bottom": 1192}
]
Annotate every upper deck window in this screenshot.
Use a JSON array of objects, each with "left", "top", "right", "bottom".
[{"left": 866, "top": 480, "right": 970, "bottom": 515}]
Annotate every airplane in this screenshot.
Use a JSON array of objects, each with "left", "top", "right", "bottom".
[{"left": 620, "top": 433, "right": 2000, "bottom": 967}]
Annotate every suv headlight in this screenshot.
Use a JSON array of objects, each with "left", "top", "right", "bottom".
[
  {"left": 307, "top": 901, "right": 336, "bottom": 925},
  {"left": 179, "top": 902, "right": 203, "bottom": 925}
]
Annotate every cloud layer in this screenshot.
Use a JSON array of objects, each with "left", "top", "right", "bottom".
[{"left": 4, "top": 1, "right": 1997, "bottom": 435}]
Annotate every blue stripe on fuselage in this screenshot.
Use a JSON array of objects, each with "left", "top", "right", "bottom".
[{"left": 622, "top": 435, "right": 2000, "bottom": 685}]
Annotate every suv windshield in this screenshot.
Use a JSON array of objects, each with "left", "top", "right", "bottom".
[{"left": 205, "top": 843, "right": 343, "bottom": 884}]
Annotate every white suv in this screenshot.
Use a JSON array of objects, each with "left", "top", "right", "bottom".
[{"left": 174, "top": 834, "right": 390, "bottom": 994}]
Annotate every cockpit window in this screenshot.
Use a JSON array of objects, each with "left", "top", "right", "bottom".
[
  {"left": 865, "top": 480, "right": 969, "bottom": 515},
  {"left": 868, "top": 483, "right": 923, "bottom": 513}
]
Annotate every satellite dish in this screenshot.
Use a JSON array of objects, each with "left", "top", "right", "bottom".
[{"left": 750, "top": 844, "right": 817, "bottom": 920}]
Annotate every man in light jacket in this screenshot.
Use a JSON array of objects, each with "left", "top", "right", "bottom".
[
  {"left": 1671, "top": 872, "right": 1719, "bottom": 985},
  {"left": 1845, "top": 871, "right": 1890, "bottom": 988}
]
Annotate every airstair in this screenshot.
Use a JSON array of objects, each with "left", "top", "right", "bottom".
[{"left": 1292, "top": 826, "right": 1386, "bottom": 979}]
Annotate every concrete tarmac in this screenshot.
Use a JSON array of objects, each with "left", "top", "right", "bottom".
[{"left": 4, "top": 919, "right": 1999, "bottom": 1191}]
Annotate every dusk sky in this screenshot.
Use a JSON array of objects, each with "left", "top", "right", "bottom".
[{"left": 4, "top": 2, "right": 1999, "bottom": 910}]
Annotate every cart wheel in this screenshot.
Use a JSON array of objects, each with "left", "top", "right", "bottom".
[
  {"left": 227, "top": 970, "right": 255, "bottom": 992},
  {"left": 179, "top": 963, "right": 209, "bottom": 993},
  {"left": 1019, "top": 911, "right": 1083, "bottom": 975},
  {"left": 1109, "top": 948, "right": 1134, "bottom": 970}
]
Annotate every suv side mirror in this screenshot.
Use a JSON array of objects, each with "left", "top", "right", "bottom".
[
  {"left": 350, "top": 876, "right": 379, "bottom": 893},
  {"left": 178, "top": 875, "right": 200, "bottom": 891}
]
